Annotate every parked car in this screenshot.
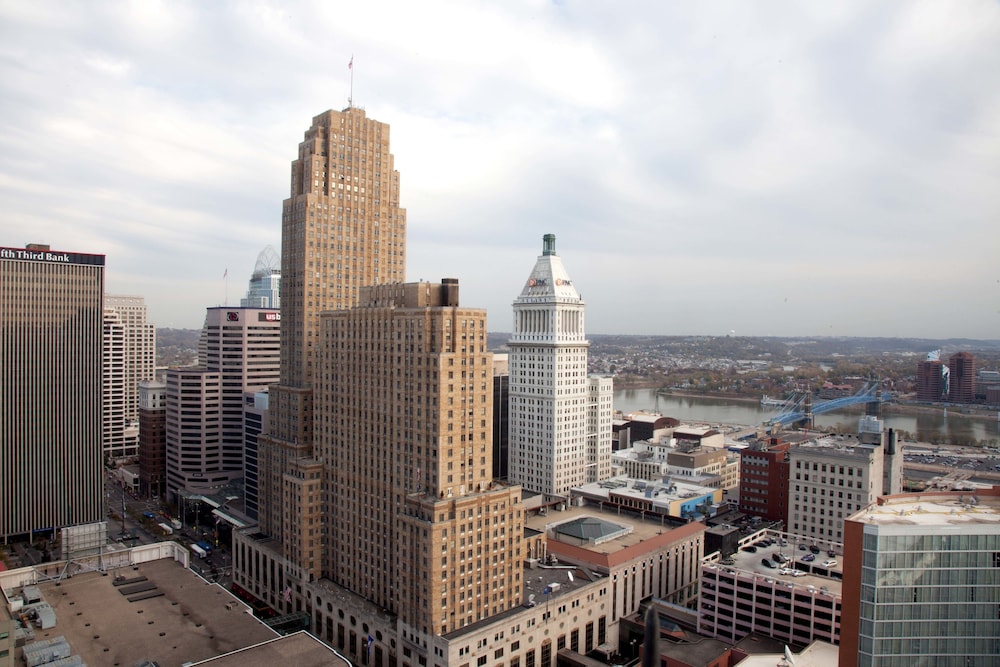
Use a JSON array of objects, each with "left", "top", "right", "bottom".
[
  {"left": 827, "top": 550, "right": 836, "bottom": 557},
  {"left": 799, "top": 544, "right": 808, "bottom": 551},
  {"left": 761, "top": 559, "right": 776, "bottom": 569},
  {"left": 809, "top": 545, "right": 821, "bottom": 554},
  {"left": 743, "top": 545, "right": 757, "bottom": 553},
  {"left": 801, "top": 554, "right": 816, "bottom": 562},
  {"left": 823, "top": 559, "right": 837, "bottom": 568},
  {"left": 792, "top": 570, "right": 806, "bottom": 577}
]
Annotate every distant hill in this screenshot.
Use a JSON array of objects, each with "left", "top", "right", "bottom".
[
  {"left": 157, "top": 328, "right": 200, "bottom": 368},
  {"left": 488, "top": 332, "right": 1000, "bottom": 364}
]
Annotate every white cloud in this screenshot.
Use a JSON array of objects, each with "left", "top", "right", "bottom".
[{"left": 0, "top": 0, "right": 998, "bottom": 338}]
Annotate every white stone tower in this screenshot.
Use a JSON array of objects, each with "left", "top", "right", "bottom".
[{"left": 508, "top": 234, "right": 611, "bottom": 495}]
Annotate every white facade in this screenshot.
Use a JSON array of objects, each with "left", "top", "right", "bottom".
[
  {"left": 587, "top": 376, "right": 614, "bottom": 484},
  {"left": 509, "top": 234, "right": 611, "bottom": 496},
  {"left": 103, "top": 295, "right": 155, "bottom": 462}
]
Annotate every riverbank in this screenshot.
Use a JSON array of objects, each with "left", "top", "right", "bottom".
[{"left": 653, "top": 388, "right": 761, "bottom": 404}]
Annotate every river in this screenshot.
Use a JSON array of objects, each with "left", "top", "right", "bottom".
[{"left": 614, "top": 388, "right": 1000, "bottom": 445}]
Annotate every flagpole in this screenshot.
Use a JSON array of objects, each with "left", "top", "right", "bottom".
[{"left": 349, "top": 55, "right": 354, "bottom": 108}]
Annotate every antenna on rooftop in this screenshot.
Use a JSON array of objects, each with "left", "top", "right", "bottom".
[{"left": 348, "top": 55, "right": 355, "bottom": 108}]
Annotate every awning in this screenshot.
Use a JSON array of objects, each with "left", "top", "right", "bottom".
[{"left": 212, "top": 508, "right": 249, "bottom": 528}]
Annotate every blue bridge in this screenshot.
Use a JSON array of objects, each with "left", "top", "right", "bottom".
[{"left": 766, "top": 382, "right": 889, "bottom": 427}]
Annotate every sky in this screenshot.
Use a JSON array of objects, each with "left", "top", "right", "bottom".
[{"left": 1, "top": 1, "right": 998, "bottom": 339}]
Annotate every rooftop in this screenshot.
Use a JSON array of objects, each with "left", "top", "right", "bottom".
[
  {"left": 849, "top": 489, "right": 1000, "bottom": 528},
  {"left": 704, "top": 529, "right": 844, "bottom": 597},
  {"left": 12, "top": 558, "right": 278, "bottom": 666},
  {"left": 573, "top": 477, "right": 719, "bottom": 514},
  {"left": 190, "top": 631, "right": 350, "bottom": 666},
  {"left": 525, "top": 505, "right": 691, "bottom": 557}
]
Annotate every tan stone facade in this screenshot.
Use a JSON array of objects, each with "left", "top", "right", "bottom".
[
  {"left": 260, "top": 107, "right": 406, "bottom": 553},
  {"left": 318, "top": 281, "right": 525, "bottom": 635}
]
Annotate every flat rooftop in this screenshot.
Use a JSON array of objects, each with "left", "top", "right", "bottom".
[
  {"left": 525, "top": 505, "right": 688, "bottom": 556},
  {"left": 851, "top": 491, "right": 1000, "bottom": 528},
  {"left": 705, "top": 530, "right": 844, "bottom": 597},
  {"left": 574, "top": 477, "right": 717, "bottom": 507},
  {"left": 191, "top": 631, "right": 350, "bottom": 666},
  {"left": 24, "top": 558, "right": 278, "bottom": 667}
]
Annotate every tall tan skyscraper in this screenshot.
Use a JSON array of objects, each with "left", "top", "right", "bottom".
[
  {"left": 258, "top": 107, "right": 407, "bottom": 566},
  {"left": 318, "top": 281, "right": 524, "bottom": 635},
  {"left": 1, "top": 244, "right": 105, "bottom": 539}
]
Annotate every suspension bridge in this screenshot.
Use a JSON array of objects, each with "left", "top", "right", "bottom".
[{"left": 765, "top": 382, "right": 888, "bottom": 427}]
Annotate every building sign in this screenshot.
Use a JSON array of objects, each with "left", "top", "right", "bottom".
[
  {"left": 0, "top": 246, "right": 105, "bottom": 266},
  {"left": 227, "top": 311, "right": 240, "bottom": 322},
  {"left": 258, "top": 312, "right": 281, "bottom": 322}
]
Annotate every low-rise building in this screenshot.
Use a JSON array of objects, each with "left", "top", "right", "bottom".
[
  {"left": 572, "top": 478, "right": 724, "bottom": 521},
  {"left": 699, "top": 529, "right": 843, "bottom": 647},
  {"left": 525, "top": 504, "right": 705, "bottom": 622}
]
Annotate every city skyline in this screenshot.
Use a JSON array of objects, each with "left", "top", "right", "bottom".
[{"left": 1, "top": 2, "right": 998, "bottom": 338}]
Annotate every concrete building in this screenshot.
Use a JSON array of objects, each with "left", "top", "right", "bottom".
[
  {"left": 700, "top": 528, "right": 844, "bottom": 647},
  {"left": 317, "top": 280, "right": 525, "bottom": 633},
  {"left": 508, "top": 234, "right": 613, "bottom": 496},
  {"left": 234, "top": 279, "right": 614, "bottom": 667},
  {"left": 138, "top": 380, "right": 168, "bottom": 498},
  {"left": 525, "top": 505, "right": 705, "bottom": 619},
  {"left": 0, "top": 243, "right": 105, "bottom": 539},
  {"left": 613, "top": 413, "right": 679, "bottom": 450},
  {"left": 839, "top": 489, "right": 1000, "bottom": 667},
  {"left": 572, "top": 478, "right": 724, "bottom": 521},
  {"left": 788, "top": 437, "right": 884, "bottom": 542},
  {"left": 102, "top": 295, "right": 156, "bottom": 462},
  {"left": 241, "top": 245, "right": 281, "bottom": 309},
  {"left": 165, "top": 307, "right": 280, "bottom": 498},
  {"left": 257, "top": 106, "right": 406, "bottom": 553},
  {"left": 612, "top": 435, "right": 739, "bottom": 493},
  {"left": 947, "top": 351, "right": 976, "bottom": 404}
]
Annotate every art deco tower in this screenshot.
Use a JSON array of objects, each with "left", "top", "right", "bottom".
[
  {"left": 317, "top": 280, "right": 525, "bottom": 635},
  {"left": 508, "top": 235, "right": 612, "bottom": 496},
  {"left": 258, "top": 108, "right": 407, "bottom": 565}
]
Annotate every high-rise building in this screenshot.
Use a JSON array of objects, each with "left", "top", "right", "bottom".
[
  {"left": 242, "top": 390, "right": 269, "bottom": 521},
  {"left": 103, "top": 295, "right": 155, "bottom": 462},
  {"left": 241, "top": 245, "right": 281, "bottom": 309},
  {"left": 916, "top": 358, "right": 943, "bottom": 401},
  {"left": 138, "top": 379, "right": 167, "bottom": 498},
  {"left": 839, "top": 489, "right": 1000, "bottom": 666},
  {"left": 165, "top": 307, "right": 280, "bottom": 498},
  {"left": 507, "top": 234, "right": 612, "bottom": 496},
  {"left": 258, "top": 107, "right": 406, "bottom": 548},
  {"left": 318, "top": 280, "right": 525, "bottom": 634},
  {"left": 788, "top": 438, "right": 884, "bottom": 542},
  {"left": 947, "top": 351, "right": 976, "bottom": 403},
  {"left": 1, "top": 243, "right": 105, "bottom": 539}
]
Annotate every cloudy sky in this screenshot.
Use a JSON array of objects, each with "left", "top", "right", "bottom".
[{"left": 1, "top": 1, "right": 998, "bottom": 338}]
